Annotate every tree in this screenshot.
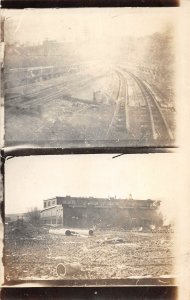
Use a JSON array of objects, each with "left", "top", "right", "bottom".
[{"left": 26, "top": 207, "right": 41, "bottom": 225}]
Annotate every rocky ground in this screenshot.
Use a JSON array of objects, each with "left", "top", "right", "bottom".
[{"left": 4, "top": 223, "right": 175, "bottom": 284}]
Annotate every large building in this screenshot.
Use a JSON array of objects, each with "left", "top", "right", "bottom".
[{"left": 40, "top": 196, "right": 163, "bottom": 229}]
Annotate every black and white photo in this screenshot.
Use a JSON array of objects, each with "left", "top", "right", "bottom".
[
  {"left": 4, "top": 154, "right": 180, "bottom": 285},
  {"left": 3, "top": 8, "right": 178, "bottom": 148}
]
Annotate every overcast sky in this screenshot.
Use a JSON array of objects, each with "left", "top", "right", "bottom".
[
  {"left": 5, "top": 153, "right": 182, "bottom": 222},
  {"left": 3, "top": 8, "right": 177, "bottom": 44}
]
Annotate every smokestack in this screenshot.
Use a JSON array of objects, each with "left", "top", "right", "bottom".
[{"left": 129, "top": 193, "right": 133, "bottom": 200}]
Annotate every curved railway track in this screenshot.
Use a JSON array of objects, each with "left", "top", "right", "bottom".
[
  {"left": 106, "top": 70, "right": 127, "bottom": 138},
  {"left": 126, "top": 70, "right": 174, "bottom": 141},
  {"left": 5, "top": 65, "right": 175, "bottom": 145},
  {"left": 107, "top": 67, "right": 174, "bottom": 143}
]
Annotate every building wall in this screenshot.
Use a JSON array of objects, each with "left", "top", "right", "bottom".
[
  {"left": 40, "top": 205, "right": 63, "bottom": 225},
  {"left": 43, "top": 198, "right": 57, "bottom": 209},
  {"left": 41, "top": 196, "right": 163, "bottom": 229},
  {"left": 62, "top": 205, "right": 162, "bottom": 229}
]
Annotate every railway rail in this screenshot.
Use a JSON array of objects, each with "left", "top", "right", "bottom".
[
  {"left": 106, "top": 70, "right": 127, "bottom": 138},
  {"left": 126, "top": 70, "right": 174, "bottom": 141},
  {"left": 5, "top": 64, "right": 175, "bottom": 145},
  {"left": 106, "top": 67, "right": 174, "bottom": 143},
  {"left": 5, "top": 72, "right": 106, "bottom": 109}
]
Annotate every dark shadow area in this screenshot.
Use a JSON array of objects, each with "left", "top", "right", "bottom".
[
  {"left": 1, "top": 0, "right": 180, "bottom": 9},
  {"left": 1, "top": 286, "right": 178, "bottom": 300}
]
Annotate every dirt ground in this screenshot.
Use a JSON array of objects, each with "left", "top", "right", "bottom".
[{"left": 4, "top": 225, "right": 175, "bottom": 283}]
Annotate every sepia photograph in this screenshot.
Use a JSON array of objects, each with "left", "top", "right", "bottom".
[
  {"left": 1, "top": 3, "right": 190, "bottom": 299},
  {"left": 3, "top": 154, "right": 181, "bottom": 286},
  {"left": 2, "top": 8, "right": 178, "bottom": 148}
]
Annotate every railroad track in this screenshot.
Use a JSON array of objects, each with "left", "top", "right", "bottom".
[
  {"left": 106, "top": 70, "right": 127, "bottom": 138},
  {"left": 106, "top": 67, "right": 174, "bottom": 143},
  {"left": 126, "top": 71, "right": 174, "bottom": 141},
  {"left": 5, "top": 72, "right": 106, "bottom": 108}
]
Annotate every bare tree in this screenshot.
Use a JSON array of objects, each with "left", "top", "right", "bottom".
[{"left": 26, "top": 207, "right": 41, "bottom": 225}]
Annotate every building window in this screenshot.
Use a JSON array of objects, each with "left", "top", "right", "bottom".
[{"left": 44, "top": 202, "right": 47, "bottom": 208}]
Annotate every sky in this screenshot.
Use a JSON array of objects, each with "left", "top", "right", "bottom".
[
  {"left": 5, "top": 153, "right": 182, "bottom": 223},
  {"left": 3, "top": 8, "right": 178, "bottom": 44}
]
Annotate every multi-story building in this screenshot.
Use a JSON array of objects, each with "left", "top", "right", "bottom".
[
  {"left": 40, "top": 196, "right": 163, "bottom": 229},
  {"left": 40, "top": 198, "right": 63, "bottom": 225}
]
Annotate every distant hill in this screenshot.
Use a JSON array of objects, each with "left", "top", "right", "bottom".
[{"left": 6, "top": 213, "right": 27, "bottom": 222}]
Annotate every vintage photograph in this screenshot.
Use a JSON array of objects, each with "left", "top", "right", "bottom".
[
  {"left": 4, "top": 154, "right": 180, "bottom": 285},
  {"left": 2, "top": 8, "right": 178, "bottom": 148}
]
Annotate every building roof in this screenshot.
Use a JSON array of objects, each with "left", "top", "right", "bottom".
[
  {"left": 40, "top": 205, "right": 62, "bottom": 213},
  {"left": 54, "top": 196, "right": 160, "bottom": 209}
]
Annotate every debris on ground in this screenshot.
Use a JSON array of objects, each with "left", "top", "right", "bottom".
[
  {"left": 56, "top": 262, "right": 82, "bottom": 277},
  {"left": 4, "top": 226, "right": 174, "bottom": 281},
  {"left": 102, "top": 237, "right": 125, "bottom": 244},
  {"left": 49, "top": 228, "right": 93, "bottom": 236},
  {"left": 5, "top": 221, "right": 48, "bottom": 238}
]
